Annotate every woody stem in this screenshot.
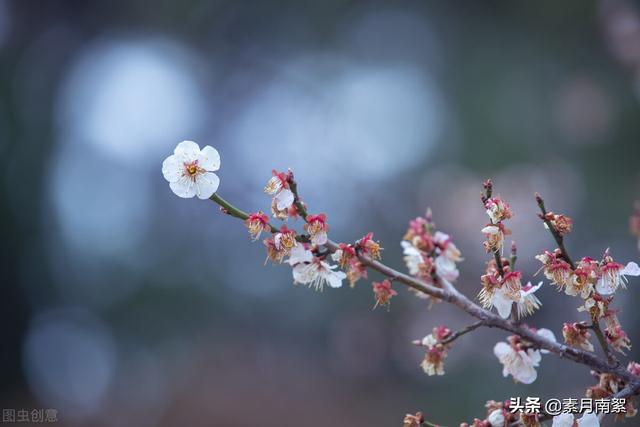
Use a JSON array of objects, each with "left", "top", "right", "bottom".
[{"left": 439, "top": 320, "right": 485, "bottom": 345}]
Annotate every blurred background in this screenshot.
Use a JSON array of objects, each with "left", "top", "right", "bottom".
[{"left": 2, "top": 0, "right": 640, "bottom": 425}]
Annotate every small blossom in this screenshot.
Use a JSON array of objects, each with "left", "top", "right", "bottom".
[
  {"left": 345, "top": 258, "right": 368, "bottom": 287},
  {"left": 562, "top": 322, "right": 594, "bottom": 352},
  {"left": 332, "top": 243, "right": 357, "bottom": 269},
  {"left": 401, "top": 241, "right": 428, "bottom": 277},
  {"left": 577, "top": 293, "right": 611, "bottom": 320},
  {"left": 482, "top": 224, "right": 506, "bottom": 253},
  {"left": 536, "top": 251, "right": 572, "bottom": 291},
  {"left": 486, "top": 409, "right": 505, "bottom": 427},
  {"left": 628, "top": 361, "right": 640, "bottom": 376},
  {"left": 485, "top": 197, "right": 513, "bottom": 223},
  {"left": 566, "top": 257, "right": 598, "bottom": 298},
  {"left": 292, "top": 258, "right": 346, "bottom": 291},
  {"left": 416, "top": 326, "right": 452, "bottom": 376},
  {"left": 434, "top": 231, "right": 464, "bottom": 263},
  {"left": 162, "top": 141, "right": 220, "bottom": 199},
  {"left": 274, "top": 226, "right": 297, "bottom": 252},
  {"left": 287, "top": 244, "right": 313, "bottom": 266},
  {"left": 604, "top": 313, "right": 632, "bottom": 354},
  {"left": 493, "top": 329, "right": 556, "bottom": 384},
  {"left": 595, "top": 254, "right": 640, "bottom": 295},
  {"left": 434, "top": 253, "right": 460, "bottom": 282},
  {"left": 544, "top": 212, "right": 573, "bottom": 236},
  {"left": 264, "top": 237, "right": 286, "bottom": 264},
  {"left": 304, "top": 213, "right": 329, "bottom": 245},
  {"left": 264, "top": 169, "right": 295, "bottom": 217},
  {"left": 372, "top": 279, "right": 397, "bottom": 309},
  {"left": 551, "top": 412, "right": 599, "bottom": 427},
  {"left": 358, "top": 232, "right": 382, "bottom": 260},
  {"left": 244, "top": 212, "right": 270, "bottom": 241},
  {"left": 402, "top": 412, "right": 424, "bottom": 427}
]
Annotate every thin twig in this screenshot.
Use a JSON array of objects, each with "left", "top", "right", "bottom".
[{"left": 440, "top": 320, "right": 485, "bottom": 346}]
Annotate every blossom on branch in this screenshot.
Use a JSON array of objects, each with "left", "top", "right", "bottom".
[
  {"left": 264, "top": 226, "right": 297, "bottom": 263},
  {"left": 535, "top": 250, "right": 572, "bottom": 292},
  {"left": 493, "top": 329, "right": 556, "bottom": 384},
  {"left": 288, "top": 245, "right": 346, "bottom": 291},
  {"left": 372, "top": 279, "right": 397, "bottom": 310},
  {"left": 264, "top": 169, "right": 294, "bottom": 218},
  {"left": 244, "top": 212, "right": 270, "bottom": 241},
  {"left": 562, "top": 322, "right": 594, "bottom": 352},
  {"left": 162, "top": 141, "right": 220, "bottom": 199},
  {"left": 595, "top": 252, "right": 640, "bottom": 295},
  {"left": 304, "top": 213, "right": 329, "bottom": 245},
  {"left": 402, "top": 412, "right": 424, "bottom": 427},
  {"left": 357, "top": 232, "right": 382, "bottom": 260},
  {"left": 415, "top": 326, "right": 452, "bottom": 376},
  {"left": 543, "top": 212, "right": 573, "bottom": 236},
  {"left": 485, "top": 197, "right": 513, "bottom": 223}
]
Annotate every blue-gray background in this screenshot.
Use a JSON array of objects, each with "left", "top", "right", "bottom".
[{"left": 2, "top": 1, "right": 640, "bottom": 425}]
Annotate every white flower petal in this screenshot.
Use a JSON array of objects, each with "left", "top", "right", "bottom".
[
  {"left": 292, "top": 263, "right": 315, "bottom": 284},
  {"left": 622, "top": 261, "right": 640, "bottom": 277},
  {"left": 325, "top": 269, "right": 346, "bottom": 288},
  {"left": 275, "top": 188, "right": 294, "bottom": 210},
  {"left": 552, "top": 412, "right": 575, "bottom": 427},
  {"left": 195, "top": 173, "right": 220, "bottom": 199},
  {"left": 493, "top": 342, "right": 512, "bottom": 360},
  {"left": 595, "top": 277, "right": 614, "bottom": 295},
  {"left": 169, "top": 178, "right": 197, "bottom": 198},
  {"left": 492, "top": 291, "right": 514, "bottom": 319},
  {"left": 162, "top": 154, "right": 183, "bottom": 182},
  {"left": 287, "top": 245, "right": 313, "bottom": 266},
  {"left": 174, "top": 140, "right": 200, "bottom": 159},
  {"left": 199, "top": 145, "right": 221, "bottom": 171},
  {"left": 577, "top": 412, "right": 599, "bottom": 427},
  {"left": 536, "top": 328, "right": 557, "bottom": 343},
  {"left": 487, "top": 409, "right": 505, "bottom": 427}
]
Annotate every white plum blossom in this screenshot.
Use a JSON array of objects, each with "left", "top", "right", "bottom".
[
  {"left": 287, "top": 245, "right": 313, "bottom": 266},
  {"left": 595, "top": 261, "right": 640, "bottom": 295},
  {"left": 289, "top": 248, "right": 346, "bottom": 291},
  {"left": 264, "top": 171, "right": 295, "bottom": 213},
  {"left": 434, "top": 255, "right": 459, "bottom": 282},
  {"left": 493, "top": 328, "right": 556, "bottom": 384},
  {"left": 401, "top": 241, "right": 425, "bottom": 276},
  {"left": 492, "top": 281, "right": 543, "bottom": 319},
  {"left": 552, "top": 411, "right": 599, "bottom": 427},
  {"left": 162, "top": 141, "right": 220, "bottom": 199}
]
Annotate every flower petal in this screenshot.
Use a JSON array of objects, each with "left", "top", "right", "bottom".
[
  {"left": 162, "top": 155, "right": 183, "bottom": 182},
  {"left": 595, "top": 277, "right": 614, "bottom": 295},
  {"left": 622, "top": 261, "right": 640, "bottom": 277},
  {"left": 174, "top": 140, "right": 200, "bottom": 160},
  {"left": 199, "top": 145, "right": 221, "bottom": 171},
  {"left": 169, "top": 178, "right": 197, "bottom": 198},
  {"left": 326, "top": 270, "right": 346, "bottom": 288},
  {"left": 287, "top": 245, "right": 313, "bottom": 266},
  {"left": 576, "top": 412, "right": 600, "bottom": 427},
  {"left": 552, "top": 412, "right": 575, "bottom": 427},
  {"left": 492, "top": 291, "right": 514, "bottom": 319},
  {"left": 275, "top": 188, "right": 294, "bottom": 210},
  {"left": 493, "top": 342, "right": 512, "bottom": 360},
  {"left": 195, "top": 172, "right": 220, "bottom": 199},
  {"left": 536, "top": 328, "right": 557, "bottom": 354}
]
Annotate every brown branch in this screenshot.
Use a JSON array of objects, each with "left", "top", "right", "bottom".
[{"left": 440, "top": 320, "right": 485, "bottom": 346}]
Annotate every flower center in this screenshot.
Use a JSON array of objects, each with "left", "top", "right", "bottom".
[{"left": 184, "top": 161, "right": 203, "bottom": 180}]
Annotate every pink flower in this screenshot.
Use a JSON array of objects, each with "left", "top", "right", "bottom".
[
  {"left": 372, "top": 279, "right": 397, "bottom": 309},
  {"left": 485, "top": 197, "right": 513, "bottom": 223},
  {"left": 264, "top": 169, "right": 295, "bottom": 218},
  {"left": 595, "top": 253, "right": 640, "bottom": 295},
  {"left": 304, "top": 213, "right": 329, "bottom": 245},
  {"left": 244, "top": 212, "right": 270, "bottom": 241}
]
